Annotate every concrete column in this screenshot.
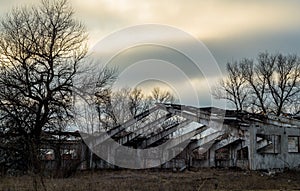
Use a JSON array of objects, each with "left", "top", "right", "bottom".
[
  {"left": 230, "top": 144, "right": 239, "bottom": 167},
  {"left": 209, "top": 148, "right": 215, "bottom": 167},
  {"left": 281, "top": 128, "right": 288, "bottom": 168},
  {"left": 108, "top": 146, "right": 115, "bottom": 168},
  {"left": 248, "top": 124, "right": 257, "bottom": 170}
]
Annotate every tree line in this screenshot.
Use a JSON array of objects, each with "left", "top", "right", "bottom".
[
  {"left": 94, "top": 87, "right": 175, "bottom": 131},
  {"left": 214, "top": 52, "right": 300, "bottom": 116}
]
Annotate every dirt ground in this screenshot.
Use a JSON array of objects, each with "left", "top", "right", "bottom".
[{"left": 1, "top": 168, "right": 300, "bottom": 191}]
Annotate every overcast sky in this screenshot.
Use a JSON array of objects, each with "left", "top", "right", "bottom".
[{"left": 1, "top": 0, "right": 300, "bottom": 107}]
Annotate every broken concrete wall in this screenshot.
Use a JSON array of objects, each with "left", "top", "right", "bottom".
[{"left": 249, "top": 124, "right": 300, "bottom": 170}]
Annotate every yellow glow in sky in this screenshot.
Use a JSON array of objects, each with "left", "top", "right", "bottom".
[
  {"left": 1, "top": 0, "right": 300, "bottom": 107},
  {"left": 70, "top": 0, "right": 300, "bottom": 44}
]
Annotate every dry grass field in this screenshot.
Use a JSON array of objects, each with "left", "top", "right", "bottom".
[{"left": 1, "top": 168, "right": 300, "bottom": 191}]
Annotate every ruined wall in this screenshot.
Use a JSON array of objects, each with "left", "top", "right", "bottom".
[{"left": 249, "top": 124, "right": 300, "bottom": 170}]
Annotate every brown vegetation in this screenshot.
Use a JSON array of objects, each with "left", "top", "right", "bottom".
[{"left": 1, "top": 168, "right": 300, "bottom": 191}]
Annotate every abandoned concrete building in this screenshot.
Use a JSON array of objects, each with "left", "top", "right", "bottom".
[{"left": 40, "top": 103, "right": 300, "bottom": 171}]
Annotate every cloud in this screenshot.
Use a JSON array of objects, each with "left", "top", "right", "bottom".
[
  {"left": 1, "top": 0, "right": 299, "bottom": 107},
  {"left": 2, "top": 0, "right": 300, "bottom": 51},
  {"left": 70, "top": 0, "right": 300, "bottom": 41}
]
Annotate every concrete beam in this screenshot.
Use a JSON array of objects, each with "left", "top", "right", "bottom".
[
  {"left": 188, "top": 131, "right": 225, "bottom": 151},
  {"left": 139, "top": 119, "right": 195, "bottom": 148},
  {"left": 117, "top": 113, "right": 174, "bottom": 145},
  {"left": 86, "top": 105, "right": 161, "bottom": 148},
  {"left": 213, "top": 136, "right": 243, "bottom": 151},
  {"left": 162, "top": 123, "right": 206, "bottom": 151}
]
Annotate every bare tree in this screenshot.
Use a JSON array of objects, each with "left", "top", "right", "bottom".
[
  {"left": 75, "top": 66, "right": 117, "bottom": 132},
  {"left": 95, "top": 87, "right": 175, "bottom": 129},
  {"left": 0, "top": 0, "right": 87, "bottom": 174},
  {"left": 148, "top": 87, "right": 175, "bottom": 105},
  {"left": 96, "top": 87, "right": 148, "bottom": 128},
  {"left": 214, "top": 52, "right": 300, "bottom": 116},
  {"left": 213, "top": 61, "right": 249, "bottom": 111},
  {"left": 257, "top": 53, "right": 300, "bottom": 115},
  {"left": 128, "top": 87, "right": 149, "bottom": 116},
  {"left": 240, "top": 57, "right": 270, "bottom": 114},
  {"left": 289, "top": 94, "right": 300, "bottom": 115}
]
